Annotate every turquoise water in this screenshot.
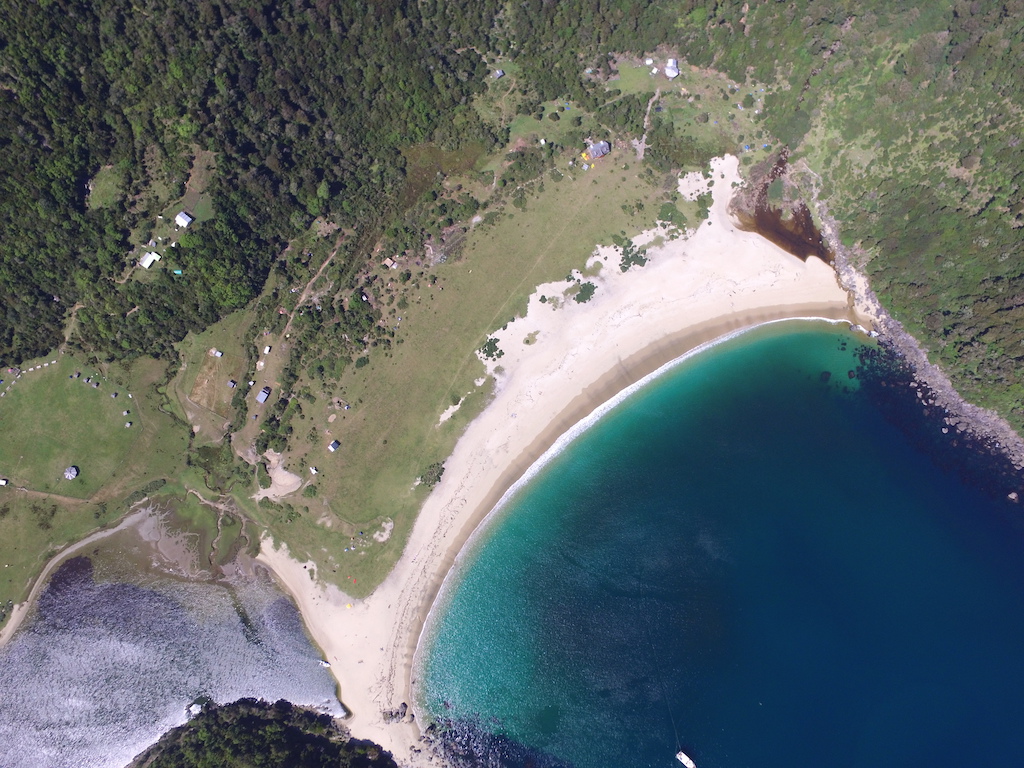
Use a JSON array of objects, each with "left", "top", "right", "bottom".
[{"left": 419, "top": 321, "right": 1024, "bottom": 768}]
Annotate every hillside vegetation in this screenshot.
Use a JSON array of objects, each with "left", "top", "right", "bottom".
[
  {"left": 3, "top": 1, "right": 1024, "bottom": 600},
  {"left": 128, "top": 698, "right": 397, "bottom": 768}
]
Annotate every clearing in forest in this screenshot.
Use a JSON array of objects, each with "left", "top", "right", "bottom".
[{"left": 0, "top": 356, "right": 141, "bottom": 499}]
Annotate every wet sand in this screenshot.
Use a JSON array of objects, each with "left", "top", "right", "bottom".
[{"left": 259, "top": 155, "right": 868, "bottom": 765}]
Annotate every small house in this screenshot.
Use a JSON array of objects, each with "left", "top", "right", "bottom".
[
  {"left": 328, "top": 440, "right": 341, "bottom": 452},
  {"left": 125, "top": 422, "right": 132, "bottom": 428},
  {"left": 213, "top": 350, "right": 224, "bottom": 357},
  {"left": 263, "top": 345, "right": 272, "bottom": 354},
  {"left": 227, "top": 380, "right": 237, "bottom": 388},
  {"left": 0, "top": 479, "right": 8, "bottom": 486},
  {"left": 140, "top": 252, "right": 161, "bottom": 269},
  {"left": 310, "top": 467, "right": 318, "bottom": 475},
  {"left": 256, "top": 386, "right": 272, "bottom": 404},
  {"left": 665, "top": 58, "right": 679, "bottom": 79},
  {"left": 175, "top": 211, "right": 194, "bottom": 228},
  {"left": 493, "top": 69, "right": 505, "bottom": 79},
  {"left": 382, "top": 257, "right": 396, "bottom": 269},
  {"left": 581, "top": 140, "right": 611, "bottom": 162}
]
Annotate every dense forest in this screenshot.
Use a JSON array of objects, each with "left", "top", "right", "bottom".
[
  {"left": 3, "top": 0, "right": 1024, "bottom": 428},
  {"left": 0, "top": 0, "right": 676, "bottom": 364},
  {"left": 127, "top": 698, "right": 397, "bottom": 768}
]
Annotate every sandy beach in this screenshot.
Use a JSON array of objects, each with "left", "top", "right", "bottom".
[{"left": 258, "top": 154, "right": 866, "bottom": 765}]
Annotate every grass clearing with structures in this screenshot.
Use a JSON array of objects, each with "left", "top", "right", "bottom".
[
  {"left": 0, "top": 48, "right": 765, "bottom": 614},
  {"left": 245, "top": 150, "right": 675, "bottom": 595},
  {"left": 0, "top": 355, "right": 187, "bottom": 614},
  {"left": 0, "top": 355, "right": 140, "bottom": 499}
]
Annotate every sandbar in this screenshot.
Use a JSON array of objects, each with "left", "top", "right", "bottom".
[{"left": 257, "top": 155, "right": 865, "bottom": 765}]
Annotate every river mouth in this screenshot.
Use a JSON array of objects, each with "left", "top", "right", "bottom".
[
  {"left": 0, "top": 503, "right": 341, "bottom": 768},
  {"left": 732, "top": 151, "right": 833, "bottom": 264},
  {"left": 732, "top": 201, "right": 832, "bottom": 263}
]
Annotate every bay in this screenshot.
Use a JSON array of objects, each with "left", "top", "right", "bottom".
[{"left": 419, "top": 320, "right": 1024, "bottom": 768}]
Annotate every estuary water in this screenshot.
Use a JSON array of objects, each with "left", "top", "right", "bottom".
[
  {"left": 0, "top": 542, "right": 340, "bottom": 767},
  {"left": 419, "top": 321, "right": 1024, "bottom": 768}
]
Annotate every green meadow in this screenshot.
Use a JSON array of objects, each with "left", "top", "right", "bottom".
[
  {"left": 247, "top": 152, "right": 675, "bottom": 595},
  {"left": 0, "top": 356, "right": 139, "bottom": 498},
  {"left": 0, "top": 355, "right": 187, "bottom": 611}
]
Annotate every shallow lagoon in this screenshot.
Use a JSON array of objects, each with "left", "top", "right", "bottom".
[{"left": 0, "top": 534, "right": 340, "bottom": 768}]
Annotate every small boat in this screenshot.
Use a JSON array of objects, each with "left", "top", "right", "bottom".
[{"left": 676, "top": 751, "right": 697, "bottom": 768}]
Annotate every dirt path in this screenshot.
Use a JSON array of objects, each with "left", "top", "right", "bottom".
[
  {"left": 60, "top": 302, "right": 85, "bottom": 349},
  {"left": 281, "top": 233, "right": 346, "bottom": 339},
  {"left": 632, "top": 88, "right": 661, "bottom": 160}
]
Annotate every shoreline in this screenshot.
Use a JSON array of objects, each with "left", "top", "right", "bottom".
[
  {"left": 258, "top": 155, "right": 862, "bottom": 765},
  {"left": 815, "top": 201, "right": 1024, "bottom": 471},
  {"left": 0, "top": 504, "right": 156, "bottom": 648}
]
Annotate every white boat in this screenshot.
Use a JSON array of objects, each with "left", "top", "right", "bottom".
[{"left": 676, "top": 751, "right": 697, "bottom": 768}]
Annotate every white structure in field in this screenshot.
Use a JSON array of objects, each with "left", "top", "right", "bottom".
[
  {"left": 665, "top": 58, "right": 680, "bottom": 79},
  {"left": 140, "top": 252, "right": 161, "bottom": 269},
  {"left": 64, "top": 466, "right": 79, "bottom": 480},
  {"left": 175, "top": 211, "right": 194, "bottom": 228}
]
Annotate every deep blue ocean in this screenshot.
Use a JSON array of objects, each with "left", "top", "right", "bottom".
[{"left": 419, "top": 320, "right": 1024, "bottom": 768}]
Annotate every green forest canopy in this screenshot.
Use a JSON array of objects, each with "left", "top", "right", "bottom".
[{"left": 3, "top": 0, "right": 1024, "bottom": 428}]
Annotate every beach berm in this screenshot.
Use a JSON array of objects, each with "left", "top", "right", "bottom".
[{"left": 258, "top": 155, "right": 864, "bottom": 765}]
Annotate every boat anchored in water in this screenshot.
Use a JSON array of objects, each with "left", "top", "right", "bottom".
[{"left": 676, "top": 750, "right": 697, "bottom": 768}]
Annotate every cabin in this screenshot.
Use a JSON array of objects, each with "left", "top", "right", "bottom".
[
  {"left": 139, "top": 252, "right": 161, "bottom": 269},
  {"left": 580, "top": 140, "right": 611, "bottom": 162},
  {"left": 263, "top": 345, "right": 272, "bottom": 354},
  {"left": 0, "top": 479, "right": 8, "bottom": 487},
  {"left": 310, "top": 466, "right": 318, "bottom": 475},
  {"left": 328, "top": 440, "right": 341, "bottom": 452},
  {"left": 227, "top": 380, "right": 237, "bottom": 388},
  {"left": 665, "top": 59, "right": 679, "bottom": 79},
  {"left": 493, "top": 69, "right": 505, "bottom": 79},
  {"left": 213, "top": 350, "right": 224, "bottom": 357},
  {"left": 175, "top": 211, "right": 194, "bottom": 228},
  {"left": 256, "top": 386, "right": 272, "bottom": 404}
]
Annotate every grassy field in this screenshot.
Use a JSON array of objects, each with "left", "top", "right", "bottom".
[
  {"left": 87, "top": 164, "right": 123, "bottom": 210},
  {"left": 0, "top": 355, "right": 188, "bottom": 614},
  {"left": 247, "top": 148, "right": 675, "bottom": 595},
  {"left": 189, "top": 353, "right": 246, "bottom": 417},
  {"left": 1, "top": 55, "right": 767, "bottom": 617},
  {"left": 0, "top": 355, "right": 142, "bottom": 498},
  {"left": 609, "top": 56, "right": 774, "bottom": 161},
  {"left": 170, "top": 308, "right": 255, "bottom": 445}
]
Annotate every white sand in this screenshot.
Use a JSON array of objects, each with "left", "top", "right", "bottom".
[
  {"left": 258, "top": 155, "right": 863, "bottom": 765},
  {"left": 253, "top": 449, "right": 302, "bottom": 502}
]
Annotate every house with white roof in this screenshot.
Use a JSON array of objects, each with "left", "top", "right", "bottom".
[{"left": 175, "top": 211, "right": 194, "bottom": 228}]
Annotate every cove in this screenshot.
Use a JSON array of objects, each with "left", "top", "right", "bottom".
[{"left": 418, "top": 320, "right": 1024, "bottom": 768}]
